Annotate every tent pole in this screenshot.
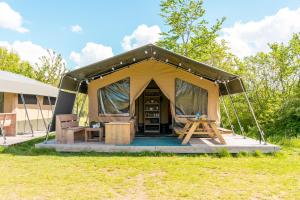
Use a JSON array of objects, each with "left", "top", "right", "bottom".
[
  {"left": 44, "top": 96, "right": 53, "bottom": 143},
  {"left": 36, "top": 96, "right": 49, "bottom": 137},
  {"left": 73, "top": 81, "right": 82, "bottom": 114},
  {"left": 220, "top": 96, "right": 235, "bottom": 135},
  {"left": 44, "top": 75, "right": 65, "bottom": 143},
  {"left": 78, "top": 94, "right": 87, "bottom": 118},
  {"left": 20, "top": 94, "right": 34, "bottom": 137},
  {"left": 223, "top": 82, "right": 246, "bottom": 138},
  {"left": 48, "top": 96, "right": 54, "bottom": 113},
  {"left": 237, "top": 78, "right": 266, "bottom": 144}
]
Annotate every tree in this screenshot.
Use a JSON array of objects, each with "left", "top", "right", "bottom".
[
  {"left": 235, "top": 33, "right": 300, "bottom": 138},
  {"left": 34, "top": 49, "right": 67, "bottom": 86},
  {"left": 157, "top": 0, "right": 234, "bottom": 68},
  {"left": 0, "top": 47, "right": 35, "bottom": 78}
]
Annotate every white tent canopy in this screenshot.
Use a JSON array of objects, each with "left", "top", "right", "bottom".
[{"left": 0, "top": 70, "right": 58, "bottom": 97}]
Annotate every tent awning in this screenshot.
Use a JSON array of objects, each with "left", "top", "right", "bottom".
[
  {"left": 0, "top": 70, "right": 58, "bottom": 97},
  {"left": 61, "top": 44, "right": 243, "bottom": 95}
]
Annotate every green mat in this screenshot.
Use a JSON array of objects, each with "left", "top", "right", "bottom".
[{"left": 119, "top": 137, "right": 190, "bottom": 146}]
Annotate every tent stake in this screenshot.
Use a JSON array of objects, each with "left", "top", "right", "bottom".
[
  {"left": 220, "top": 96, "right": 235, "bottom": 135},
  {"left": 224, "top": 82, "right": 246, "bottom": 138},
  {"left": 237, "top": 78, "right": 266, "bottom": 144},
  {"left": 36, "top": 96, "right": 49, "bottom": 137},
  {"left": 20, "top": 94, "right": 34, "bottom": 137}
]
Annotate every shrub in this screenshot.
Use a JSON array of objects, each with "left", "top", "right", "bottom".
[{"left": 217, "top": 148, "right": 231, "bottom": 157}]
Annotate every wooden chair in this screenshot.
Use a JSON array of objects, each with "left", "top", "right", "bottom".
[
  {"left": 56, "top": 114, "right": 85, "bottom": 144},
  {"left": 0, "top": 113, "right": 16, "bottom": 137}
]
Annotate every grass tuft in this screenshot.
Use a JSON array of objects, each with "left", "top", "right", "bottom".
[
  {"left": 216, "top": 148, "right": 231, "bottom": 158},
  {"left": 253, "top": 150, "right": 264, "bottom": 157}
]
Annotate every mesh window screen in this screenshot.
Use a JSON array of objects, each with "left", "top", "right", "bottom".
[
  {"left": 175, "top": 79, "right": 208, "bottom": 115},
  {"left": 98, "top": 78, "right": 130, "bottom": 115},
  {"left": 18, "top": 94, "right": 37, "bottom": 104},
  {"left": 0, "top": 92, "right": 3, "bottom": 113},
  {"left": 43, "top": 96, "right": 56, "bottom": 105}
]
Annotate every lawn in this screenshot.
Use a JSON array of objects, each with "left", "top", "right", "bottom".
[{"left": 0, "top": 137, "right": 299, "bottom": 200}]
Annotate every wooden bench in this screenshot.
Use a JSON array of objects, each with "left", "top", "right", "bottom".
[
  {"left": 0, "top": 113, "right": 16, "bottom": 137},
  {"left": 56, "top": 114, "right": 85, "bottom": 144}
]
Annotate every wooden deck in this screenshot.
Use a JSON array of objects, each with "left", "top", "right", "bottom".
[
  {"left": 35, "top": 134, "right": 280, "bottom": 153},
  {"left": 0, "top": 131, "right": 46, "bottom": 147}
]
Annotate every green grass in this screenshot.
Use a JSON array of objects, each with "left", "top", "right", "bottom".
[{"left": 0, "top": 137, "right": 300, "bottom": 200}]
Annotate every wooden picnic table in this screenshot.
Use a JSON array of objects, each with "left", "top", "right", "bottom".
[{"left": 175, "top": 118, "right": 226, "bottom": 145}]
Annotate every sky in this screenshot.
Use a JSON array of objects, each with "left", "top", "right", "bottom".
[{"left": 1, "top": 0, "right": 300, "bottom": 69}]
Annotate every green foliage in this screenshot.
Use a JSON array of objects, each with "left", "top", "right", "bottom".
[
  {"left": 34, "top": 49, "right": 67, "bottom": 86},
  {"left": 253, "top": 150, "right": 264, "bottom": 157},
  {"left": 157, "top": 0, "right": 238, "bottom": 71},
  {"left": 237, "top": 151, "right": 249, "bottom": 157},
  {"left": 216, "top": 148, "right": 231, "bottom": 157},
  {"left": 0, "top": 47, "right": 35, "bottom": 78},
  {"left": 0, "top": 47, "right": 66, "bottom": 87}
]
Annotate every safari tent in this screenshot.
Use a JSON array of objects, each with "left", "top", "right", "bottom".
[
  {"left": 48, "top": 44, "right": 266, "bottom": 144},
  {"left": 0, "top": 70, "right": 57, "bottom": 144}
]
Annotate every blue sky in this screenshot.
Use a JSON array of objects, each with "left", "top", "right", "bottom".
[{"left": 1, "top": 0, "right": 300, "bottom": 69}]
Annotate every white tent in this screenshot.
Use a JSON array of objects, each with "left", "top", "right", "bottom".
[{"left": 0, "top": 70, "right": 58, "bottom": 97}]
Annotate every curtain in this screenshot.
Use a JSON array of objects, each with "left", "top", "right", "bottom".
[
  {"left": 98, "top": 78, "right": 130, "bottom": 115},
  {"left": 175, "top": 79, "right": 208, "bottom": 116}
]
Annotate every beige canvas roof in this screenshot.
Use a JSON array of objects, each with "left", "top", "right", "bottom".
[
  {"left": 0, "top": 70, "right": 58, "bottom": 97},
  {"left": 61, "top": 44, "right": 243, "bottom": 95}
]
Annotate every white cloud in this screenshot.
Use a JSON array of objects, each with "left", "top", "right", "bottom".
[
  {"left": 0, "top": 2, "right": 28, "bottom": 33},
  {"left": 70, "top": 25, "right": 82, "bottom": 33},
  {"left": 122, "top": 24, "right": 161, "bottom": 51},
  {"left": 0, "top": 41, "right": 48, "bottom": 65},
  {"left": 220, "top": 7, "right": 300, "bottom": 58},
  {"left": 70, "top": 42, "right": 113, "bottom": 67}
]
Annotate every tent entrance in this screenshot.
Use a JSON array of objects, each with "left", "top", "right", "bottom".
[{"left": 135, "top": 80, "right": 172, "bottom": 136}]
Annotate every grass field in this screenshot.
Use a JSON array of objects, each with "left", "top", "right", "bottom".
[{"left": 0, "top": 137, "right": 299, "bottom": 200}]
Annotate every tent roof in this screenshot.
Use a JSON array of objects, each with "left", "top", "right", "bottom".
[
  {"left": 61, "top": 44, "right": 243, "bottom": 95},
  {"left": 0, "top": 70, "right": 58, "bottom": 97}
]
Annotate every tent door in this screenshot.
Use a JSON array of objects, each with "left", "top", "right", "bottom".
[{"left": 135, "top": 80, "right": 172, "bottom": 136}]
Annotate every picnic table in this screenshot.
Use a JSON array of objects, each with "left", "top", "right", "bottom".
[{"left": 175, "top": 118, "right": 226, "bottom": 145}]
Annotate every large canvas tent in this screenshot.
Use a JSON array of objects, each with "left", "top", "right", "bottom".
[
  {"left": 0, "top": 70, "right": 58, "bottom": 141},
  {"left": 50, "top": 44, "right": 265, "bottom": 143}
]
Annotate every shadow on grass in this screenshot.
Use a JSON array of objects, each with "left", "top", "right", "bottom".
[{"left": 0, "top": 135, "right": 282, "bottom": 158}]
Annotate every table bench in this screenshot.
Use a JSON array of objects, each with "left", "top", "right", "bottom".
[{"left": 175, "top": 118, "right": 226, "bottom": 145}]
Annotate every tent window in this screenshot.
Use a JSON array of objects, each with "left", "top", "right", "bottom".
[
  {"left": 175, "top": 79, "right": 208, "bottom": 116},
  {"left": 98, "top": 78, "right": 130, "bottom": 115},
  {"left": 43, "top": 96, "right": 56, "bottom": 105},
  {"left": 0, "top": 92, "right": 4, "bottom": 113},
  {"left": 18, "top": 94, "right": 37, "bottom": 105}
]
